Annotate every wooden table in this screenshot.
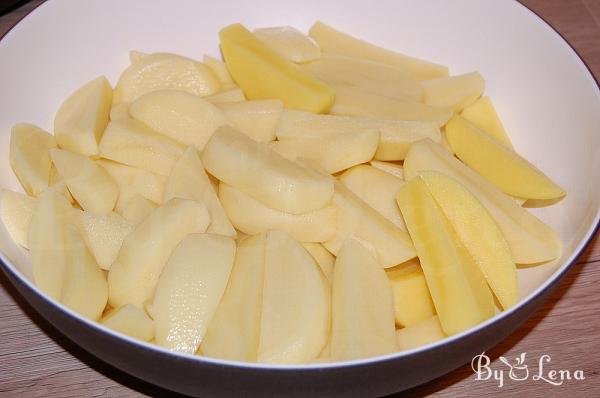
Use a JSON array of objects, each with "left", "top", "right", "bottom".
[{"left": 1, "top": 1, "right": 599, "bottom": 396}]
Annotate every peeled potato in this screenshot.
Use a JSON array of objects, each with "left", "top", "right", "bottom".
[
  {"left": 461, "top": 96, "right": 514, "bottom": 149},
  {"left": 302, "top": 242, "right": 335, "bottom": 282},
  {"left": 205, "top": 88, "right": 245, "bottom": 105},
  {"left": 202, "top": 126, "right": 334, "bottom": 215},
  {"left": 0, "top": 189, "right": 37, "bottom": 249},
  {"left": 113, "top": 52, "right": 221, "bottom": 104},
  {"left": 218, "top": 182, "right": 336, "bottom": 242},
  {"left": 107, "top": 198, "right": 210, "bottom": 308},
  {"left": 422, "top": 72, "right": 484, "bottom": 111},
  {"left": 129, "top": 89, "right": 229, "bottom": 150},
  {"left": 54, "top": 76, "right": 112, "bottom": 156},
  {"left": 396, "top": 316, "right": 446, "bottom": 351},
  {"left": 51, "top": 148, "right": 118, "bottom": 215},
  {"left": 153, "top": 233, "right": 236, "bottom": 354},
  {"left": 101, "top": 304, "right": 154, "bottom": 342},
  {"left": 10, "top": 124, "right": 56, "bottom": 196},
  {"left": 369, "top": 161, "right": 404, "bottom": 179},
  {"left": 119, "top": 194, "right": 156, "bottom": 224},
  {"left": 203, "top": 54, "right": 236, "bottom": 89},
  {"left": 253, "top": 26, "right": 321, "bottom": 63},
  {"left": 220, "top": 99, "right": 283, "bottom": 142}
]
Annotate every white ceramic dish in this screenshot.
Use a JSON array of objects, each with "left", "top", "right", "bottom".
[{"left": 0, "top": 0, "right": 599, "bottom": 396}]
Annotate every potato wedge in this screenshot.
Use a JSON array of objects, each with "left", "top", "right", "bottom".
[
  {"left": 461, "top": 96, "right": 514, "bottom": 149},
  {"left": 220, "top": 99, "right": 283, "bottom": 142},
  {"left": 203, "top": 54, "right": 236, "bottom": 90},
  {"left": 10, "top": 124, "right": 56, "bottom": 196},
  {"left": 302, "top": 242, "right": 335, "bottom": 282},
  {"left": 254, "top": 26, "right": 321, "bottom": 63},
  {"left": 396, "top": 316, "right": 446, "bottom": 351},
  {"left": 422, "top": 72, "right": 484, "bottom": 111},
  {"left": 0, "top": 189, "right": 37, "bottom": 249},
  {"left": 101, "top": 304, "right": 154, "bottom": 342}
]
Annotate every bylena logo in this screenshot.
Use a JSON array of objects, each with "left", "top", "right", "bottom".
[{"left": 471, "top": 352, "right": 585, "bottom": 388}]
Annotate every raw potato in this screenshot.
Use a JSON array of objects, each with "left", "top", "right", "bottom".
[
  {"left": 276, "top": 110, "right": 441, "bottom": 161},
  {"left": 461, "top": 96, "right": 514, "bottom": 149},
  {"left": 110, "top": 102, "right": 131, "bottom": 120},
  {"left": 61, "top": 225, "right": 108, "bottom": 321},
  {"left": 97, "top": 159, "right": 166, "bottom": 211},
  {"left": 203, "top": 54, "right": 236, "bottom": 89},
  {"left": 220, "top": 24, "right": 334, "bottom": 113},
  {"left": 218, "top": 183, "right": 336, "bottom": 242},
  {"left": 54, "top": 76, "right": 113, "bottom": 156},
  {"left": 101, "top": 304, "right": 155, "bottom": 342},
  {"left": 119, "top": 195, "right": 156, "bottom": 224},
  {"left": 129, "top": 90, "right": 229, "bottom": 150},
  {"left": 153, "top": 234, "right": 236, "bottom": 354},
  {"left": 0, "top": 190, "right": 37, "bottom": 248},
  {"left": 370, "top": 161, "right": 404, "bottom": 179},
  {"left": 220, "top": 99, "right": 283, "bottom": 142},
  {"left": 205, "top": 88, "right": 245, "bottom": 105},
  {"left": 308, "top": 21, "right": 448, "bottom": 79},
  {"left": 339, "top": 165, "right": 406, "bottom": 230},
  {"left": 113, "top": 52, "right": 221, "bottom": 104},
  {"left": 202, "top": 126, "right": 334, "bottom": 214},
  {"left": 49, "top": 165, "right": 75, "bottom": 203},
  {"left": 403, "top": 139, "right": 561, "bottom": 264},
  {"left": 445, "top": 115, "right": 565, "bottom": 201},
  {"left": 422, "top": 72, "right": 484, "bottom": 111},
  {"left": 99, "top": 118, "right": 185, "bottom": 176},
  {"left": 396, "top": 177, "right": 495, "bottom": 335},
  {"left": 330, "top": 85, "right": 452, "bottom": 125},
  {"left": 164, "top": 147, "right": 236, "bottom": 237},
  {"left": 50, "top": 148, "right": 118, "bottom": 215},
  {"left": 386, "top": 259, "right": 436, "bottom": 327},
  {"left": 258, "top": 230, "right": 330, "bottom": 364},
  {"left": 419, "top": 171, "right": 518, "bottom": 309},
  {"left": 202, "top": 233, "right": 265, "bottom": 361},
  {"left": 302, "top": 242, "right": 335, "bottom": 281},
  {"left": 10, "top": 124, "right": 56, "bottom": 196},
  {"left": 270, "top": 129, "right": 379, "bottom": 174},
  {"left": 28, "top": 189, "right": 74, "bottom": 300},
  {"left": 253, "top": 26, "right": 321, "bottom": 63},
  {"left": 323, "top": 182, "right": 416, "bottom": 268},
  {"left": 107, "top": 198, "right": 210, "bottom": 308},
  {"left": 330, "top": 238, "right": 397, "bottom": 361},
  {"left": 301, "top": 53, "right": 423, "bottom": 102},
  {"left": 396, "top": 316, "right": 446, "bottom": 351},
  {"left": 77, "top": 210, "right": 134, "bottom": 270},
  {"left": 129, "top": 50, "right": 147, "bottom": 64}
]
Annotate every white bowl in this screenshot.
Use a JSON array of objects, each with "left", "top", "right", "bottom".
[{"left": 1, "top": 0, "right": 599, "bottom": 396}]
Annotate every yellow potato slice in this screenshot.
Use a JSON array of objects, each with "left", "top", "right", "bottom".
[
  {"left": 386, "top": 259, "right": 436, "bottom": 327},
  {"left": 202, "top": 233, "right": 265, "bottom": 362},
  {"left": 107, "top": 198, "right": 210, "bottom": 308},
  {"left": 330, "top": 238, "right": 397, "bottom": 361},
  {"left": 202, "top": 126, "right": 333, "bottom": 214},
  {"left": 0, "top": 189, "right": 37, "bottom": 249},
  {"left": 220, "top": 99, "right": 283, "bottom": 142},
  {"left": 119, "top": 194, "right": 156, "bottom": 224},
  {"left": 54, "top": 76, "right": 113, "bottom": 156},
  {"left": 309, "top": 21, "right": 448, "bottom": 79},
  {"left": 422, "top": 72, "right": 484, "bottom": 111},
  {"left": 220, "top": 24, "right": 334, "bottom": 113},
  {"left": 164, "top": 147, "right": 235, "bottom": 237},
  {"left": 403, "top": 139, "right": 561, "bottom": 264},
  {"left": 51, "top": 148, "right": 119, "bottom": 215},
  {"left": 101, "top": 304, "right": 155, "bottom": 342},
  {"left": 396, "top": 316, "right": 446, "bottom": 351},
  {"left": 218, "top": 183, "right": 336, "bottom": 242},
  {"left": 302, "top": 242, "right": 335, "bottom": 282},
  {"left": 461, "top": 96, "right": 514, "bottom": 149},
  {"left": 10, "top": 124, "right": 56, "bottom": 196},
  {"left": 254, "top": 26, "right": 321, "bottom": 63},
  {"left": 203, "top": 54, "right": 236, "bottom": 90},
  {"left": 396, "top": 177, "right": 495, "bottom": 335},
  {"left": 369, "top": 161, "right": 404, "bottom": 179},
  {"left": 113, "top": 52, "right": 220, "bottom": 104},
  {"left": 445, "top": 115, "right": 565, "bottom": 201},
  {"left": 258, "top": 230, "right": 330, "bottom": 364},
  {"left": 153, "top": 234, "right": 235, "bottom": 354},
  {"left": 129, "top": 90, "right": 229, "bottom": 150},
  {"left": 204, "top": 87, "right": 245, "bottom": 105},
  {"left": 109, "top": 102, "right": 130, "bottom": 121}
]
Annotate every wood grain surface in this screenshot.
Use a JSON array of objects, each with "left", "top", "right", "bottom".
[{"left": 1, "top": 1, "right": 599, "bottom": 397}]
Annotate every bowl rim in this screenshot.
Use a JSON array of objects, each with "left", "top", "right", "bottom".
[{"left": 0, "top": 0, "right": 599, "bottom": 372}]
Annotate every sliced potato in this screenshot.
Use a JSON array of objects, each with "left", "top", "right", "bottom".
[
  {"left": 203, "top": 54, "right": 236, "bottom": 89},
  {"left": 422, "top": 72, "right": 484, "bottom": 111},
  {"left": 54, "top": 76, "right": 113, "bottom": 156},
  {"left": 107, "top": 198, "right": 210, "bottom": 308},
  {"left": 219, "top": 183, "right": 336, "bottom": 242},
  {"left": 153, "top": 234, "right": 235, "bottom": 354},
  {"left": 220, "top": 99, "right": 283, "bottom": 142},
  {"left": 202, "top": 126, "right": 333, "bottom": 214},
  {"left": 253, "top": 26, "right": 321, "bottom": 63},
  {"left": 202, "top": 233, "right": 265, "bottom": 362},
  {"left": 461, "top": 96, "right": 513, "bottom": 149},
  {"left": 113, "top": 52, "right": 220, "bottom": 103},
  {"left": 369, "top": 161, "right": 404, "bottom": 179},
  {"left": 119, "top": 194, "right": 157, "bottom": 224},
  {"left": 204, "top": 87, "right": 245, "bottom": 105},
  {"left": 129, "top": 90, "right": 229, "bottom": 150},
  {"left": 258, "top": 230, "right": 330, "bottom": 364},
  {"left": 10, "top": 124, "right": 56, "bottom": 196},
  {"left": 51, "top": 148, "right": 118, "bottom": 215},
  {"left": 396, "top": 316, "right": 446, "bottom": 351},
  {"left": 99, "top": 118, "right": 185, "bottom": 176},
  {"left": 330, "top": 238, "right": 397, "bottom": 361},
  {"left": 308, "top": 21, "right": 448, "bottom": 79},
  {"left": 164, "top": 147, "right": 236, "bottom": 237},
  {"left": 101, "top": 304, "right": 154, "bottom": 342},
  {"left": 302, "top": 242, "right": 335, "bottom": 282},
  {"left": 0, "top": 189, "right": 37, "bottom": 249}
]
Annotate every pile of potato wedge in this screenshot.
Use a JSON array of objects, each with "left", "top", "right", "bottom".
[{"left": 0, "top": 21, "right": 565, "bottom": 364}]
